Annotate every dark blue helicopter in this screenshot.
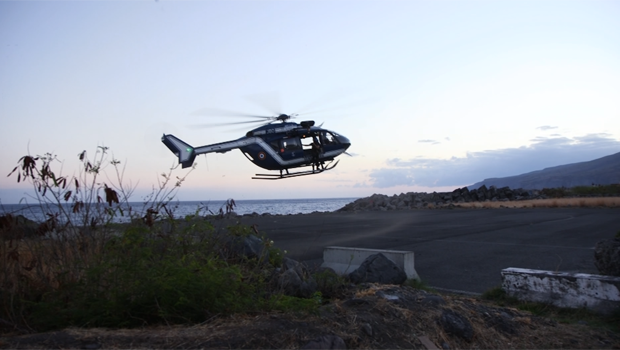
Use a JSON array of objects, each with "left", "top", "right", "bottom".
[{"left": 162, "top": 113, "right": 351, "bottom": 179}]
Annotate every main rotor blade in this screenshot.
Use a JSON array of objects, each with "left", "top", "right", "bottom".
[
  {"left": 191, "top": 107, "right": 274, "bottom": 119},
  {"left": 191, "top": 119, "right": 270, "bottom": 128}
]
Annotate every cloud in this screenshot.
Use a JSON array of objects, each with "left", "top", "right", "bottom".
[
  {"left": 368, "top": 133, "right": 620, "bottom": 188},
  {"left": 418, "top": 139, "right": 440, "bottom": 145},
  {"left": 537, "top": 125, "right": 558, "bottom": 131}
]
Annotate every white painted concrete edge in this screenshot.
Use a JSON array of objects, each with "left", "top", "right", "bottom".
[
  {"left": 321, "top": 246, "right": 420, "bottom": 280},
  {"left": 501, "top": 267, "right": 620, "bottom": 314}
]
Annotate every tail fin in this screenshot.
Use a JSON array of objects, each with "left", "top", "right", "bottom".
[{"left": 161, "top": 134, "right": 196, "bottom": 168}]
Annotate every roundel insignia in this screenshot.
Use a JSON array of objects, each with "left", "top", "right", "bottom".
[{"left": 258, "top": 152, "right": 266, "bottom": 160}]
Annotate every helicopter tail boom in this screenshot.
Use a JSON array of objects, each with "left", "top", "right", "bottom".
[{"left": 161, "top": 134, "right": 196, "bottom": 168}]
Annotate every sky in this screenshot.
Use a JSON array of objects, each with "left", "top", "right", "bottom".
[{"left": 1, "top": 0, "right": 619, "bottom": 204}]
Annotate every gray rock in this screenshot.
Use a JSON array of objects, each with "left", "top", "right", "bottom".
[
  {"left": 594, "top": 238, "right": 620, "bottom": 276},
  {"left": 301, "top": 335, "right": 346, "bottom": 349},
  {"left": 349, "top": 253, "right": 407, "bottom": 285},
  {"left": 439, "top": 309, "right": 473, "bottom": 342},
  {"left": 242, "top": 234, "right": 266, "bottom": 258},
  {"left": 277, "top": 258, "right": 317, "bottom": 298},
  {"left": 225, "top": 234, "right": 268, "bottom": 260}
]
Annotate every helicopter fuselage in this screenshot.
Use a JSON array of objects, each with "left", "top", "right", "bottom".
[{"left": 161, "top": 121, "right": 351, "bottom": 174}]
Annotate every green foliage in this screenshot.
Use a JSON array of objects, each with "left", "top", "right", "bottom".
[
  {"left": 226, "top": 223, "right": 253, "bottom": 237},
  {"left": 481, "top": 286, "right": 522, "bottom": 307},
  {"left": 313, "top": 269, "right": 346, "bottom": 298},
  {"left": 23, "top": 222, "right": 261, "bottom": 330},
  {"left": 541, "top": 187, "right": 569, "bottom": 198},
  {"left": 267, "top": 244, "right": 285, "bottom": 267},
  {"left": 403, "top": 278, "right": 433, "bottom": 292},
  {"left": 540, "top": 184, "right": 620, "bottom": 198},
  {"left": 269, "top": 292, "right": 323, "bottom": 314},
  {"left": 1, "top": 147, "right": 314, "bottom": 332},
  {"left": 481, "top": 286, "right": 619, "bottom": 331},
  {"left": 571, "top": 184, "right": 620, "bottom": 196}
]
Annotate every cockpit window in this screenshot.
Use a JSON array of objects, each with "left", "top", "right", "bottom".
[{"left": 321, "top": 132, "right": 339, "bottom": 144}]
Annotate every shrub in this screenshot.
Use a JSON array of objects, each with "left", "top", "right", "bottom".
[
  {"left": 1, "top": 147, "right": 300, "bottom": 332},
  {"left": 571, "top": 184, "right": 620, "bottom": 196}
]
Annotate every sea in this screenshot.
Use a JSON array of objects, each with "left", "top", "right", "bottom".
[{"left": 1, "top": 198, "right": 359, "bottom": 223}]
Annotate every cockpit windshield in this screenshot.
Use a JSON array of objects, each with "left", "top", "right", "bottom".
[{"left": 321, "top": 131, "right": 339, "bottom": 144}]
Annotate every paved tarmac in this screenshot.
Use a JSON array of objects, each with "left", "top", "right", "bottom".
[{"left": 234, "top": 207, "right": 619, "bottom": 294}]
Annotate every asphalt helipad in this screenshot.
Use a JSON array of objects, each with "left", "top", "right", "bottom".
[{"left": 234, "top": 207, "right": 619, "bottom": 294}]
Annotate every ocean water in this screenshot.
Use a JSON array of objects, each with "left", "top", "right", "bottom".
[
  {"left": 1, "top": 198, "right": 358, "bottom": 223},
  {"left": 170, "top": 198, "right": 358, "bottom": 216}
]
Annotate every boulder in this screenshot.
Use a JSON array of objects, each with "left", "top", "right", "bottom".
[
  {"left": 594, "top": 238, "right": 620, "bottom": 276},
  {"left": 224, "top": 234, "right": 268, "bottom": 261},
  {"left": 348, "top": 253, "right": 407, "bottom": 285},
  {"left": 277, "top": 258, "right": 317, "bottom": 298}
]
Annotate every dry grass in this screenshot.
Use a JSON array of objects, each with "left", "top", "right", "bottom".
[
  {"left": 455, "top": 197, "right": 620, "bottom": 209},
  {"left": 0, "top": 229, "right": 111, "bottom": 301},
  {"left": 4, "top": 283, "right": 618, "bottom": 349}
]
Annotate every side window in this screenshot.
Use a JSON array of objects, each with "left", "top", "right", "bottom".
[{"left": 281, "top": 137, "right": 301, "bottom": 151}]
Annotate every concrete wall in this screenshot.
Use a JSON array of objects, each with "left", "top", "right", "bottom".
[
  {"left": 321, "top": 246, "right": 419, "bottom": 280},
  {"left": 502, "top": 267, "right": 620, "bottom": 314}
]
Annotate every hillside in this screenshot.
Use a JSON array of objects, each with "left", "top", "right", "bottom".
[{"left": 469, "top": 151, "right": 620, "bottom": 190}]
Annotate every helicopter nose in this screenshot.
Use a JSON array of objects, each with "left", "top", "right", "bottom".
[{"left": 337, "top": 135, "right": 351, "bottom": 149}]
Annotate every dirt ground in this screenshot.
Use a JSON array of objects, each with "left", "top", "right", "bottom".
[
  {"left": 2, "top": 198, "right": 619, "bottom": 349},
  {"left": 2, "top": 283, "right": 619, "bottom": 349}
]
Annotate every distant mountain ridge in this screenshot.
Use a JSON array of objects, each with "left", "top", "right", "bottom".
[{"left": 469, "top": 151, "right": 620, "bottom": 190}]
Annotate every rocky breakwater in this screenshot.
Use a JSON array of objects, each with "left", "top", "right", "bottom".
[{"left": 339, "top": 186, "right": 539, "bottom": 212}]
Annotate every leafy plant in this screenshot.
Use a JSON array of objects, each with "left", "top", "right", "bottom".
[
  {"left": 403, "top": 278, "right": 433, "bottom": 292},
  {"left": 480, "top": 286, "right": 619, "bottom": 331}
]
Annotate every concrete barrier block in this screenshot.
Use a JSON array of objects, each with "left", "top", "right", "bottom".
[
  {"left": 321, "top": 246, "right": 419, "bottom": 280},
  {"left": 501, "top": 267, "right": 620, "bottom": 314}
]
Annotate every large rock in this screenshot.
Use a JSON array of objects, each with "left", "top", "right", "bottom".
[
  {"left": 277, "top": 258, "right": 317, "bottom": 298},
  {"left": 348, "top": 253, "right": 407, "bottom": 285},
  {"left": 224, "top": 234, "right": 268, "bottom": 261},
  {"left": 594, "top": 238, "right": 620, "bottom": 276}
]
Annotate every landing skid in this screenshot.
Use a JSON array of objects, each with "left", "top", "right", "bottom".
[{"left": 252, "top": 161, "right": 339, "bottom": 180}]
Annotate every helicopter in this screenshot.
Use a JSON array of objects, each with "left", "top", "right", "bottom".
[{"left": 161, "top": 113, "right": 351, "bottom": 179}]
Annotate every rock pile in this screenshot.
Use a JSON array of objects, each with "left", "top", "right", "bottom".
[{"left": 339, "top": 186, "right": 541, "bottom": 212}]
